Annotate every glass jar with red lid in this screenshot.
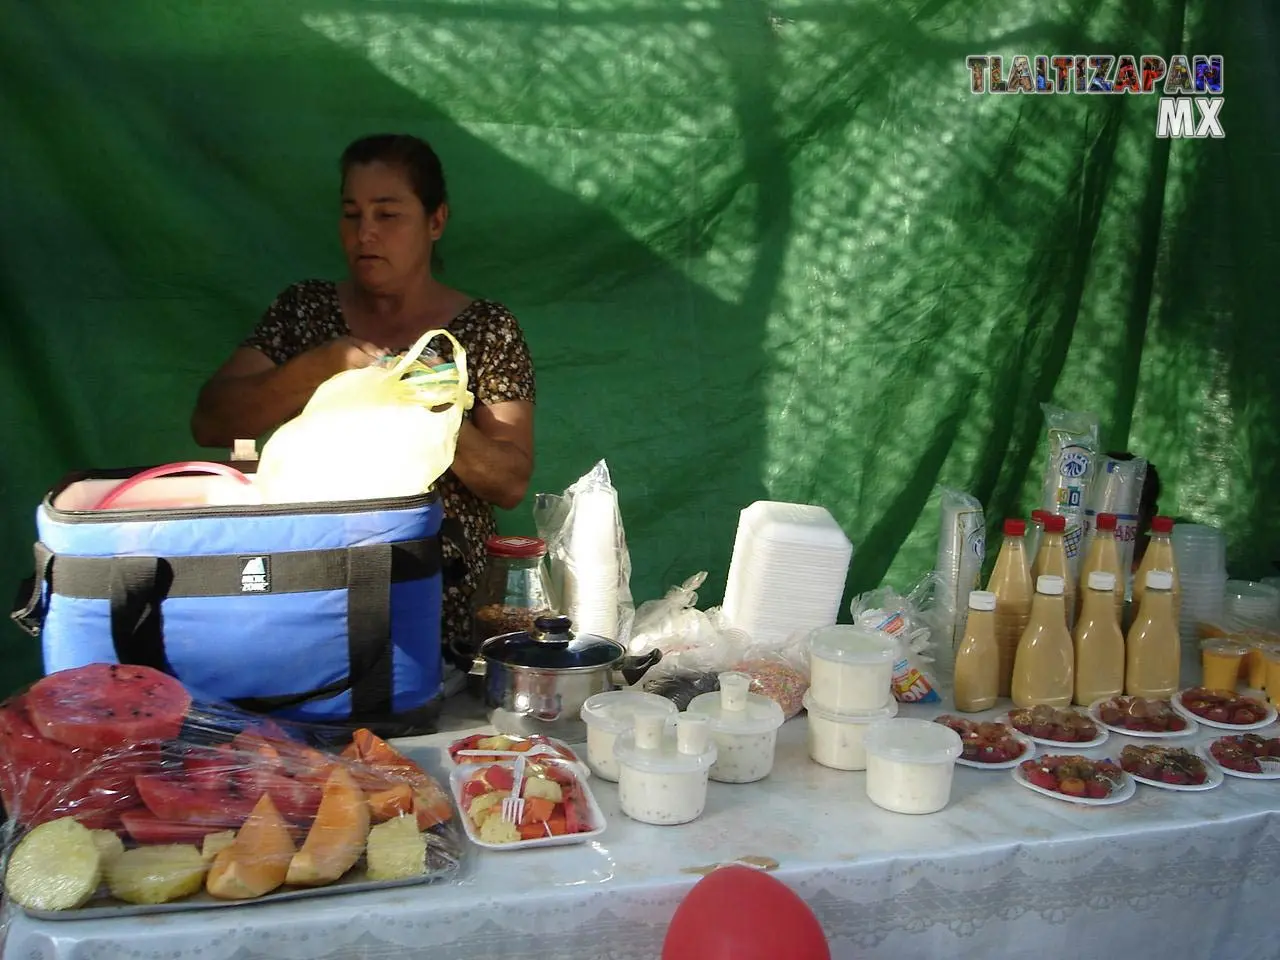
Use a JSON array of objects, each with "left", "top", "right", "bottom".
[{"left": 470, "top": 535, "right": 559, "bottom": 656}]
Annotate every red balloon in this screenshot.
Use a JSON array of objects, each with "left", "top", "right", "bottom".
[{"left": 662, "top": 865, "right": 830, "bottom": 960}]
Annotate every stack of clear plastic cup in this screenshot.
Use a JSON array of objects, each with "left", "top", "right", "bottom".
[
  {"left": 1172, "top": 524, "right": 1227, "bottom": 642},
  {"left": 1224, "top": 580, "right": 1280, "bottom": 632}
]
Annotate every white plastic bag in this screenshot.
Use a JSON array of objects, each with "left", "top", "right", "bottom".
[
  {"left": 1039, "top": 404, "right": 1100, "bottom": 572},
  {"left": 256, "top": 330, "right": 473, "bottom": 503},
  {"left": 533, "top": 460, "right": 635, "bottom": 642},
  {"left": 850, "top": 575, "right": 943, "bottom": 704}
]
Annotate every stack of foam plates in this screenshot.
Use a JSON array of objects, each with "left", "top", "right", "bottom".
[{"left": 721, "top": 502, "right": 854, "bottom": 647}]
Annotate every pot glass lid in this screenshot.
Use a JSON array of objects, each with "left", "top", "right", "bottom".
[{"left": 482, "top": 615, "right": 623, "bottom": 670}]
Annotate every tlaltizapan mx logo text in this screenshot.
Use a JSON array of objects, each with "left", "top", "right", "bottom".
[{"left": 965, "top": 55, "right": 1224, "bottom": 139}]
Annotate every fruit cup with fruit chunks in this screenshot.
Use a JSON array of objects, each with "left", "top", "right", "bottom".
[{"left": 460, "top": 761, "right": 594, "bottom": 845}]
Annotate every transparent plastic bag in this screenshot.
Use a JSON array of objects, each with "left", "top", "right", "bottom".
[
  {"left": 533, "top": 460, "right": 635, "bottom": 643},
  {"left": 0, "top": 663, "right": 464, "bottom": 920},
  {"left": 729, "top": 632, "right": 810, "bottom": 720},
  {"left": 256, "top": 329, "right": 474, "bottom": 503},
  {"left": 850, "top": 574, "right": 944, "bottom": 703},
  {"left": 633, "top": 611, "right": 748, "bottom": 711},
  {"left": 627, "top": 572, "right": 719, "bottom": 656},
  {"left": 1085, "top": 454, "right": 1148, "bottom": 594}
]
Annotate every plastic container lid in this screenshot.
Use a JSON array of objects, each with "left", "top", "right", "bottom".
[
  {"left": 1200, "top": 638, "right": 1247, "bottom": 656},
  {"left": 808, "top": 625, "right": 898, "bottom": 665},
  {"left": 802, "top": 689, "right": 898, "bottom": 724},
  {"left": 687, "top": 689, "right": 785, "bottom": 736},
  {"left": 1036, "top": 575, "right": 1065, "bottom": 595},
  {"left": 1003, "top": 518, "right": 1027, "bottom": 536},
  {"left": 1087, "top": 571, "right": 1117, "bottom": 591},
  {"left": 1145, "top": 570, "right": 1175, "bottom": 590},
  {"left": 613, "top": 728, "right": 717, "bottom": 775},
  {"left": 862, "top": 718, "right": 962, "bottom": 765},
  {"left": 485, "top": 535, "right": 547, "bottom": 559},
  {"left": 580, "top": 690, "right": 677, "bottom": 735},
  {"left": 968, "top": 590, "right": 997, "bottom": 612},
  {"left": 1095, "top": 513, "right": 1117, "bottom": 531},
  {"left": 1151, "top": 516, "right": 1174, "bottom": 534},
  {"left": 1043, "top": 514, "right": 1066, "bottom": 533}
]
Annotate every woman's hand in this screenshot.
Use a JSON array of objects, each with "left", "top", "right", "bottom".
[{"left": 320, "top": 336, "right": 386, "bottom": 375}]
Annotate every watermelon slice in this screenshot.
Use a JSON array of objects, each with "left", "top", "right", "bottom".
[
  {"left": 120, "top": 810, "right": 226, "bottom": 846},
  {"left": 0, "top": 698, "right": 88, "bottom": 780},
  {"left": 135, "top": 774, "right": 255, "bottom": 826},
  {"left": 26, "top": 664, "right": 192, "bottom": 751}
]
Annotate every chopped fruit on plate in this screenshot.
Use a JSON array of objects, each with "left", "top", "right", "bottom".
[
  {"left": 933, "top": 716, "right": 1028, "bottom": 764},
  {"left": 1178, "top": 688, "right": 1270, "bottom": 726},
  {"left": 1119, "top": 745, "right": 1208, "bottom": 785},
  {"left": 1008, "top": 705, "right": 1100, "bottom": 743},
  {"left": 461, "top": 762, "right": 592, "bottom": 844},
  {"left": 1018, "top": 755, "right": 1124, "bottom": 799},
  {"left": 448, "top": 733, "right": 580, "bottom": 765},
  {"left": 1095, "top": 696, "right": 1188, "bottom": 733},
  {"left": 1208, "top": 734, "right": 1280, "bottom": 774}
]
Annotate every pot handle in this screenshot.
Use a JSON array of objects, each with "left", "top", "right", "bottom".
[{"left": 614, "top": 648, "right": 662, "bottom": 687}]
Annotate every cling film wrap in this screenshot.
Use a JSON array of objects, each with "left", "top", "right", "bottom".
[
  {"left": 1039, "top": 404, "right": 1100, "bottom": 575},
  {"left": 0, "top": 663, "right": 465, "bottom": 924}
]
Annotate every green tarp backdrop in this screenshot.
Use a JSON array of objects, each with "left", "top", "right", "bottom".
[{"left": 1, "top": 1, "right": 1275, "bottom": 698}]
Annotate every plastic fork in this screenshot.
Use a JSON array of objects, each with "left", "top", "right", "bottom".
[
  {"left": 456, "top": 744, "right": 561, "bottom": 761},
  {"left": 501, "top": 753, "right": 527, "bottom": 825}
]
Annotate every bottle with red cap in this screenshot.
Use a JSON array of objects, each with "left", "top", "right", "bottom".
[
  {"left": 1032, "top": 514, "right": 1076, "bottom": 631},
  {"left": 1077, "top": 513, "right": 1124, "bottom": 624},
  {"left": 1132, "top": 516, "right": 1180, "bottom": 619},
  {"left": 985, "top": 518, "right": 1034, "bottom": 697}
]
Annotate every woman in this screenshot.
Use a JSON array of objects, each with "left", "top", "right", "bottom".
[{"left": 192, "top": 134, "right": 535, "bottom": 676}]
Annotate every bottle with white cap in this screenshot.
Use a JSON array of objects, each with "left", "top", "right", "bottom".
[
  {"left": 1125, "top": 569, "right": 1180, "bottom": 698},
  {"left": 953, "top": 591, "right": 999, "bottom": 712},
  {"left": 1011, "top": 575, "right": 1075, "bottom": 708},
  {"left": 1073, "top": 571, "right": 1125, "bottom": 705}
]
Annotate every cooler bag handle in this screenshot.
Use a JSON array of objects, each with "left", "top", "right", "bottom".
[
  {"left": 91, "top": 461, "right": 254, "bottom": 510},
  {"left": 10, "top": 542, "right": 54, "bottom": 637}
]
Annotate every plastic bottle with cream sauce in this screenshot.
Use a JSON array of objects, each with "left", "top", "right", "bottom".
[
  {"left": 953, "top": 591, "right": 999, "bottom": 712},
  {"left": 1032, "top": 514, "right": 1075, "bottom": 632},
  {"left": 1073, "top": 571, "right": 1125, "bottom": 705},
  {"left": 986, "top": 518, "right": 1034, "bottom": 697},
  {"left": 1125, "top": 570, "right": 1180, "bottom": 698},
  {"left": 1011, "top": 575, "right": 1075, "bottom": 708},
  {"left": 1078, "top": 513, "right": 1124, "bottom": 624},
  {"left": 1132, "top": 516, "right": 1180, "bottom": 621}
]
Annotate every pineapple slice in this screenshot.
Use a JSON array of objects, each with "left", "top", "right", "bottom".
[
  {"left": 5, "top": 818, "right": 102, "bottom": 911},
  {"left": 523, "top": 777, "right": 563, "bottom": 804},
  {"left": 201, "top": 830, "right": 237, "bottom": 863},
  {"left": 90, "top": 830, "right": 125, "bottom": 865},
  {"left": 477, "top": 815, "right": 520, "bottom": 845},
  {"left": 106, "top": 845, "right": 207, "bottom": 905},
  {"left": 365, "top": 815, "right": 427, "bottom": 881},
  {"left": 475, "top": 735, "right": 514, "bottom": 751},
  {"left": 467, "top": 791, "right": 503, "bottom": 825}
]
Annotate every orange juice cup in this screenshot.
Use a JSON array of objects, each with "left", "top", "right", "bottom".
[
  {"left": 1266, "top": 646, "right": 1280, "bottom": 706},
  {"left": 1201, "top": 639, "right": 1247, "bottom": 692},
  {"left": 1242, "top": 640, "right": 1270, "bottom": 690}
]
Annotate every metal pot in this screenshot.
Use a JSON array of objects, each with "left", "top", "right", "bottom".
[{"left": 470, "top": 615, "right": 662, "bottom": 742}]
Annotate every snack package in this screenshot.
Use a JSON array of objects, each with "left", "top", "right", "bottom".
[
  {"left": 850, "top": 576, "right": 943, "bottom": 703},
  {"left": 1039, "top": 404, "right": 1100, "bottom": 572},
  {"left": 934, "top": 487, "right": 986, "bottom": 657},
  {"left": 729, "top": 631, "right": 810, "bottom": 719},
  {"left": 0, "top": 664, "right": 464, "bottom": 920},
  {"left": 534, "top": 460, "right": 635, "bottom": 643}
]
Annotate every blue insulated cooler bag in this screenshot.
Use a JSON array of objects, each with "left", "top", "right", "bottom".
[{"left": 11, "top": 466, "right": 455, "bottom": 734}]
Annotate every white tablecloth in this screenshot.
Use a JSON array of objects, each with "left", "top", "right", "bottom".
[{"left": 6, "top": 707, "right": 1280, "bottom": 960}]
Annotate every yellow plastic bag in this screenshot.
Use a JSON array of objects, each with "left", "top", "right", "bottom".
[{"left": 255, "top": 330, "right": 474, "bottom": 503}]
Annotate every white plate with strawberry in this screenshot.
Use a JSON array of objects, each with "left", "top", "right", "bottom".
[
  {"left": 1087, "top": 696, "right": 1197, "bottom": 739},
  {"left": 1170, "top": 688, "right": 1277, "bottom": 732},
  {"left": 1118, "top": 743, "right": 1223, "bottom": 792},
  {"left": 1013, "top": 754, "right": 1135, "bottom": 805},
  {"left": 1007, "top": 705, "right": 1109, "bottom": 749},
  {"left": 450, "top": 758, "right": 605, "bottom": 851},
  {"left": 1204, "top": 734, "right": 1280, "bottom": 780},
  {"left": 933, "top": 715, "right": 1034, "bottom": 770}
]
